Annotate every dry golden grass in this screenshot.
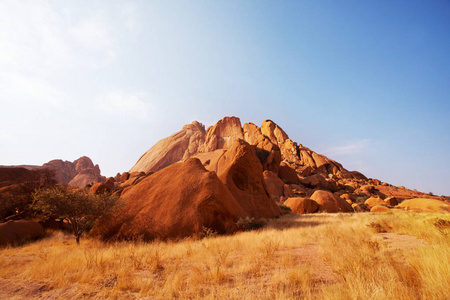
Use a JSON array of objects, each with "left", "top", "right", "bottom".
[{"left": 0, "top": 212, "right": 449, "bottom": 299}]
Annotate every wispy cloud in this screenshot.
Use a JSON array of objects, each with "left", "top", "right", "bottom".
[
  {"left": 0, "top": 72, "right": 65, "bottom": 106},
  {"left": 69, "top": 12, "right": 116, "bottom": 68},
  {"left": 96, "top": 90, "right": 153, "bottom": 121},
  {"left": 323, "top": 139, "right": 372, "bottom": 157},
  {"left": 0, "top": 1, "right": 118, "bottom": 72}
]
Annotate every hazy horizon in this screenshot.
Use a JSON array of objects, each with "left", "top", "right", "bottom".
[{"left": 1, "top": 1, "right": 449, "bottom": 196}]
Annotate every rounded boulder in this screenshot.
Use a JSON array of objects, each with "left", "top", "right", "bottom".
[
  {"left": 310, "top": 190, "right": 353, "bottom": 213},
  {"left": 284, "top": 198, "right": 318, "bottom": 214},
  {"left": 90, "top": 158, "right": 247, "bottom": 241}
]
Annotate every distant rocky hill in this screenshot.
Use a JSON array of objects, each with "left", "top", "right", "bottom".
[{"left": 0, "top": 156, "right": 105, "bottom": 188}]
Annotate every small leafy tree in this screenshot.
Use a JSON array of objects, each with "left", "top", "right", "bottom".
[{"left": 32, "top": 187, "right": 118, "bottom": 244}]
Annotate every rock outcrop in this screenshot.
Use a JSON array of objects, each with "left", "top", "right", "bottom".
[
  {"left": 203, "top": 139, "right": 281, "bottom": 218},
  {"left": 128, "top": 117, "right": 355, "bottom": 184},
  {"left": 43, "top": 156, "right": 104, "bottom": 187},
  {"left": 130, "top": 121, "right": 206, "bottom": 174},
  {"left": 396, "top": 198, "right": 450, "bottom": 213},
  {"left": 90, "top": 158, "right": 247, "bottom": 241},
  {"left": 263, "top": 170, "right": 286, "bottom": 200},
  {"left": 243, "top": 122, "right": 281, "bottom": 173},
  {"left": 199, "top": 117, "right": 244, "bottom": 153},
  {"left": 1, "top": 156, "right": 105, "bottom": 188},
  {"left": 278, "top": 162, "right": 300, "bottom": 184}
]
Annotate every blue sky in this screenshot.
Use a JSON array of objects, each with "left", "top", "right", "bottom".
[{"left": 1, "top": 1, "right": 449, "bottom": 195}]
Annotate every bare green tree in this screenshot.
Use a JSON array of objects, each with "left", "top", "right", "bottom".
[{"left": 32, "top": 187, "right": 118, "bottom": 244}]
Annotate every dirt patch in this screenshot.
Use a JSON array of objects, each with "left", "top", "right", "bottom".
[
  {"left": 377, "top": 233, "right": 426, "bottom": 251},
  {"left": 0, "top": 279, "right": 49, "bottom": 300},
  {"left": 278, "top": 244, "right": 337, "bottom": 285},
  {"left": 0, "top": 279, "right": 97, "bottom": 300}
]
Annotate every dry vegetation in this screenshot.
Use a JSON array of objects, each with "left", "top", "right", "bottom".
[{"left": 0, "top": 212, "right": 449, "bottom": 299}]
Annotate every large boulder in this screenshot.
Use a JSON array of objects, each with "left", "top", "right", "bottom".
[
  {"left": 260, "top": 119, "right": 289, "bottom": 145},
  {"left": 90, "top": 158, "right": 246, "bottom": 241},
  {"left": 253, "top": 136, "right": 282, "bottom": 173},
  {"left": 284, "top": 198, "right": 318, "bottom": 214},
  {"left": 349, "top": 171, "right": 368, "bottom": 180},
  {"left": 0, "top": 220, "right": 45, "bottom": 247},
  {"left": 310, "top": 190, "right": 353, "bottom": 213},
  {"left": 384, "top": 197, "right": 399, "bottom": 207},
  {"left": 278, "top": 162, "right": 300, "bottom": 184},
  {"left": 283, "top": 184, "right": 294, "bottom": 198},
  {"left": 119, "top": 172, "right": 130, "bottom": 183},
  {"left": 243, "top": 122, "right": 281, "bottom": 173},
  {"left": 358, "top": 185, "right": 377, "bottom": 197},
  {"left": 396, "top": 198, "right": 450, "bottom": 213},
  {"left": 205, "top": 139, "right": 281, "bottom": 218},
  {"left": 299, "top": 174, "right": 333, "bottom": 191},
  {"left": 104, "top": 177, "right": 115, "bottom": 189},
  {"left": 352, "top": 203, "right": 369, "bottom": 213},
  {"left": 130, "top": 121, "right": 206, "bottom": 174},
  {"left": 89, "top": 182, "right": 113, "bottom": 194},
  {"left": 297, "top": 165, "right": 313, "bottom": 177},
  {"left": 299, "top": 148, "right": 316, "bottom": 169},
  {"left": 259, "top": 120, "right": 302, "bottom": 164},
  {"left": 263, "top": 170, "right": 285, "bottom": 200},
  {"left": 365, "top": 197, "right": 387, "bottom": 209},
  {"left": 243, "top": 122, "right": 263, "bottom": 145},
  {"left": 370, "top": 206, "right": 391, "bottom": 213}
]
